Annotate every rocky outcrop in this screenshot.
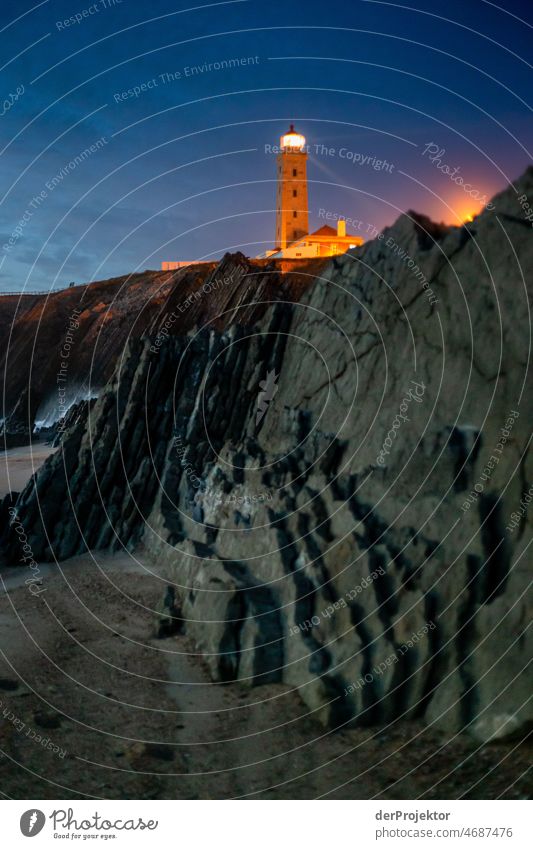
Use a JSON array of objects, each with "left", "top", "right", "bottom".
[
  {"left": 3, "top": 170, "right": 532, "bottom": 739},
  {"left": 0, "top": 271, "right": 185, "bottom": 439},
  {"left": 1, "top": 256, "right": 321, "bottom": 441}
]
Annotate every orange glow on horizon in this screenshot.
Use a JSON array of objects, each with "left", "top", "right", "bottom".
[
  {"left": 444, "top": 205, "right": 486, "bottom": 226},
  {"left": 438, "top": 192, "right": 496, "bottom": 227}
]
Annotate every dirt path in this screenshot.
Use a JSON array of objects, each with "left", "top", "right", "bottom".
[{"left": 0, "top": 551, "right": 530, "bottom": 799}]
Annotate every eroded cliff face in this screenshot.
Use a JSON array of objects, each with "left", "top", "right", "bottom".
[
  {"left": 0, "top": 255, "right": 321, "bottom": 442},
  {"left": 3, "top": 170, "right": 532, "bottom": 739}
]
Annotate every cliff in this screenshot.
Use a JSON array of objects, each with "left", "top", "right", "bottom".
[
  {"left": 3, "top": 169, "right": 532, "bottom": 740},
  {"left": 0, "top": 256, "right": 324, "bottom": 442}
]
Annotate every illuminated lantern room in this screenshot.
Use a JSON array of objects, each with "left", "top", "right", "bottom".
[{"left": 280, "top": 124, "right": 306, "bottom": 152}]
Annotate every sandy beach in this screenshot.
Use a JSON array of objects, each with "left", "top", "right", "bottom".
[
  {"left": 0, "top": 443, "right": 58, "bottom": 499},
  {"left": 0, "top": 445, "right": 529, "bottom": 800}
]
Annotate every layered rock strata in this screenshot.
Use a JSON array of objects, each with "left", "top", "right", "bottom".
[{"left": 3, "top": 171, "right": 532, "bottom": 739}]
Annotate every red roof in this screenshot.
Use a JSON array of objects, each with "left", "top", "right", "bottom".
[
  {"left": 311, "top": 225, "right": 337, "bottom": 236},
  {"left": 308, "top": 224, "right": 360, "bottom": 240}
]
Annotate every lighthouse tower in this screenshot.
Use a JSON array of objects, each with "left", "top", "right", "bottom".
[{"left": 275, "top": 124, "right": 309, "bottom": 250}]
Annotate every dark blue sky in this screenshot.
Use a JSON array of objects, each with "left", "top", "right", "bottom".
[{"left": 0, "top": 0, "right": 531, "bottom": 291}]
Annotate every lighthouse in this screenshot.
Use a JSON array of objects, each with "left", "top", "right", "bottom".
[
  {"left": 162, "top": 122, "right": 364, "bottom": 269},
  {"left": 265, "top": 124, "right": 364, "bottom": 259},
  {"left": 275, "top": 124, "right": 309, "bottom": 250}
]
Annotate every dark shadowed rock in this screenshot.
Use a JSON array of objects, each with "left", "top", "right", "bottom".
[{"left": 2, "top": 171, "right": 532, "bottom": 739}]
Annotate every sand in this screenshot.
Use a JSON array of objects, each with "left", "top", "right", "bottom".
[
  {"left": 0, "top": 447, "right": 529, "bottom": 799},
  {"left": 0, "top": 443, "right": 58, "bottom": 498}
]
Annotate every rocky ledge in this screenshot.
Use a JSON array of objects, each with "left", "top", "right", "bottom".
[{"left": 2, "top": 169, "right": 532, "bottom": 741}]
